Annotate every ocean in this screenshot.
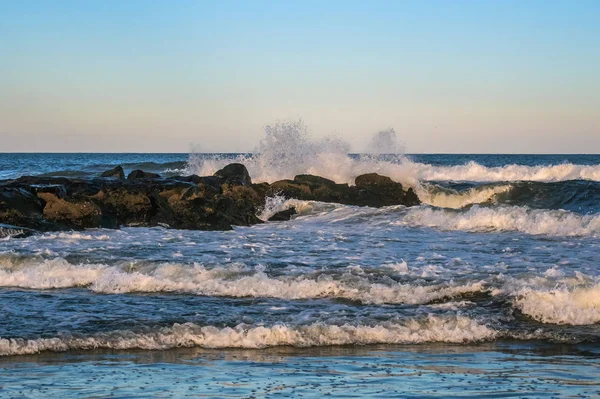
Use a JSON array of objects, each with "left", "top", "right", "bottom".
[{"left": 0, "top": 150, "right": 599, "bottom": 398}]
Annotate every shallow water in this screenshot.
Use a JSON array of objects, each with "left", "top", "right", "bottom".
[
  {"left": 0, "top": 152, "right": 599, "bottom": 397},
  {"left": 1, "top": 344, "right": 599, "bottom": 398}
]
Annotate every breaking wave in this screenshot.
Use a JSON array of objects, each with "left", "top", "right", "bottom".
[
  {"left": 0, "top": 316, "right": 496, "bottom": 356},
  {"left": 0, "top": 258, "right": 485, "bottom": 305},
  {"left": 501, "top": 273, "right": 600, "bottom": 325},
  {"left": 396, "top": 205, "right": 600, "bottom": 237},
  {"left": 514, "top": 284, "right": 600, "bottom": 325},
  {"left": 417, "top": 183, "right": 512, "bottom": 208},
  {"left": 268, "top": 199, "right": 600, "bottom": 237}
]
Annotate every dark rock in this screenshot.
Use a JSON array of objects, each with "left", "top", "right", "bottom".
[
  {"left": 352, "top": 173, "right": 420, "bottom": 207},
  {"left": 37, "top": 192, "right": 102, "bottom": 230},
  {"left": 269, "top": 180, "right": 312, "bottom": 199},
  {"left": 268, "top": 172, "right": 419, "bottom": 207},
  {"left": 101, "top": 165, "right": 125, "bottom": 179},
  {"left": 214, "top": 163, "right": 252, "bottom": 186},
  {"left": 0, "top": 187, "right": 47, "bottom": 229},
  {"left": 174, "top": 175, "right": 216, "bottom": 186},
  {"left": 268, "top": 207, "right": 297, "bottom": 222},
  {"left": 127, "top": 170, "right": 161, "bottom": 180},
  {"left": 355, "top": 173, "right": 395, "bottom": 188},
  {"left": 404, "top": 188, "right": 421, "bottom": 207},
  {"left": 293, "top": 174, "right": 336, "bottom": 187},
  {"left": 219, "top": 184, "right": 263, "bottom": 226},
  {"left": 0, "top": 165, "right": 420, "bottom": 232},
  {"left": 30, "top": 184, "right": 68, "bottom": 199}
]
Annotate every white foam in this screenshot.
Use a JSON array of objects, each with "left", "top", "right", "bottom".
[
  {"left": 260, "top": 197, "right": 600, "bottom": 237},
  {"left": 416, "top": 161, "right": 600, "bottom": 183},
  {"left": 0, "top": 316, "right": 496, "bottom": 356},
  {"left": 396, "top": 206, "right": 600, "bottom": 237},
  {"left": 514, "top": 283, "right": 600, "bottom": 325},
  {"left": 0, "top": 258, "right": 485, "bottom": 304},
  {"left": 40, "top": 232, "right": 111, "bottom": 241},
  {"left": 416, "top": 184, "right": 511, "bottom": 209},
  {"left": 0, "top": 258, "right": 106, "bottom": 289},
  {"left": 257, "top": 195, "right": 294, "bottom": 221},
  {"left": 273, "top": 199, "right": 600, "bottom": 237}
]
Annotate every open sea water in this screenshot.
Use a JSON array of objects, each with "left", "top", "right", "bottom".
[{"left": 1, "top": 150, "right": 599, "bottom": 398}]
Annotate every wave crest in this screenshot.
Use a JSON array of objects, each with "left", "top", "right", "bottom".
[
  {"left": 0, "top": 316, "right": 496, "bottom": 356},
  {"left": 396, "top": 206, "right": 600, "bottom": 237},
  {"left": 0, "top": 258, "right": 485, "bottom": 304},
  {"left": 514, "top": 283, "right": 600, "bottom": 325}
]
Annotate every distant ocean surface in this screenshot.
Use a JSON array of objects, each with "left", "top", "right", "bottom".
[{"left": 1, "top": 151, "right": 599, "bottom": 398}]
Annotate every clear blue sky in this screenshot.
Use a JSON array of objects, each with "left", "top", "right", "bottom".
[{"left": 1, "top": 0, "right": 599, "bottom": 153}]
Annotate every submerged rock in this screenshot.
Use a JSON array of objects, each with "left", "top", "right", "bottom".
[
  {"left": 100, "top": 165, "right": 125, "bottom": 179},
  {"left": 268, "top": 207, "right": 297, "bottom": 222},
  {"left": 127, "top": 170, "right": 161, "bottom": 180}
]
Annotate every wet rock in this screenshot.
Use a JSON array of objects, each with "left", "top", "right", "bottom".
[
  {"left": 351, "top": 173, "right": 420, "bottom": 207},
  {"left": 268, "top": 207, "right": 297, "bottom": 222},
  {"left": 0, "top": 165, "right": 421, "bottom": 232},
  {"left": 355, "top": 173, "right": 395, "bottom": 187},
  {"left": 100, "top": 165, "right": 125, "bottom": 179},
  {"left": 30, "top": 184, "right": 68, "bottom": 199},
  {"left": 269, "top": 180, "right": 312, "bottom": 199},
  {"left": 127, "top": 170, "right": 161, "bottom": 180},
  {"left": 37, "top": 192, "right": 102, "bottom": 230},
  {"left": 219, "top": 184, "right": 263, "bottom": 226},
  {"left": 214, "top": 163, "right": 252, "bottom": 186},
  {"left": 293, "top": 174, "right": 336, "bottom": 187},
  {"left": 268, "top": 172, "right": 418, "bottom": 207},
  {"left": 0, "top": 187, "right": 47, "bottom": 229},
  {"left": 92, "top": 188, "right": 153, "bottom": 227}
]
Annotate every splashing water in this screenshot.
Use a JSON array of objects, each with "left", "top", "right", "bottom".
[
  {"left": 366, "top": 128, "right": 404, "bottom": 155},
  {"left": 186, "top": 119, "right": 417, "bottom": 186},
  {"left": 186, "top": 120, "right": 600, "bottom": 190}
]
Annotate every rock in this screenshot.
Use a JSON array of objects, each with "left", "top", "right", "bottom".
[
  {"left": 214, "top": 163, "right": 252, "bottom": 186},
  {"left": 352, "top": 173, "right": 420, "bottom": 207},
  {"left": 127, "top": 170, "right": 161, "bottom": 180},
  {"left": 37, "top": 192, "right": 102, "bottom": 229},
  {"left": 269, "top": 180, "right": 312, "bottom": 199},
  {"left": 100, "top": 165, "right": 125, "bottom": 179},
  {"left": 30, "top": 184, "right": 68, "bottom": 198},
  {"left": 404, "top": 188, "right": 420, "bottom": 207},
  {"left": 0, "top": 187, "right": 47, "bottom": 229},
  {"left": 219, "top": 184, "right": 263, "bottom": 226},
  {"left": 92, "top": 188, "right": 153, "bottom": 227},
  {"left": 268, "top": 173, "right": 419, "bottom": 207},
  {"left": 355, "top": 173, "right": 395, "bottom": 187},
  {"left": 268, "top": 207, "right": 297, "bottom": 221},
  {"left": 293, "top": 174, "right": 336, "bottom": 187},
  {"left": 0, "top": 165, "right": 421, "bottom": 232}
]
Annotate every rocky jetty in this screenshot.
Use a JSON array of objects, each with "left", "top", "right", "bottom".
[
  {"left": 0, "top": 163, "right": 420, "bottom": 233},
  {"left": 264, "top": 173, "right": 420, "bottom": 208}
]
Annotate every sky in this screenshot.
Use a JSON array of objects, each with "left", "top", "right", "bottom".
[{"left": 1, "top": 0, "right": 599, "bottom": 153}]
